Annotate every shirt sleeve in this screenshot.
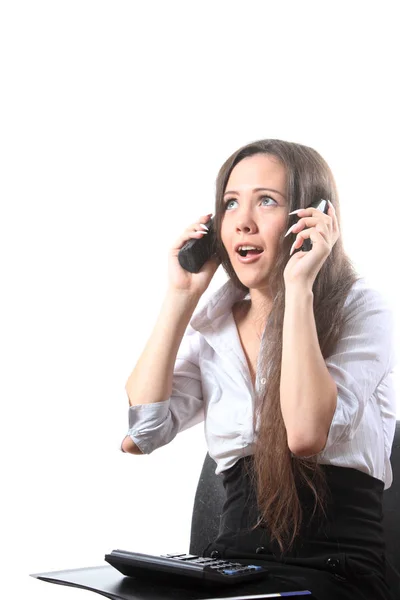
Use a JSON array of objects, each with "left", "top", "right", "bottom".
[
  {"left": 122, "top": 325, "right": 204, "bottom": 454},
  {"left": 319, "top": 284, "right": 396, "bottom": 454}
]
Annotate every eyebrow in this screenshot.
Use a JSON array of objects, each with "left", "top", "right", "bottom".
[{"left": 223, "top": 187, "right": 286, "bottom": 200}]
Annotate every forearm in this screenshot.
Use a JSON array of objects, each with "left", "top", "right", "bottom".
[
  {"left": 280, "top": 285, "right": 337, "bottom": 456},
  {"left": 125, "top": 288, "right": 201, "bottom": 407}
]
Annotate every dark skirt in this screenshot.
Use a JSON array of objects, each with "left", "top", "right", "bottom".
[{"left": 202, "top": 457, "right": 397, "bottom": 600}]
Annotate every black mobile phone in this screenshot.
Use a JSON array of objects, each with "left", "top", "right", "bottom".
[
  {"left": 178, "top": 216, "right": 217, "bottom": 273},
  {"left": 295, "top": 198, "right": 329, "bottom": 252}
]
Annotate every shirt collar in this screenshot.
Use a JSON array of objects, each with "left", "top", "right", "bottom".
[
  {"left": 190, "top": 279, "right": 254, "bottom": 394},
  {"left": 190, "top": 278, "right": 250, "bottom": 333}
]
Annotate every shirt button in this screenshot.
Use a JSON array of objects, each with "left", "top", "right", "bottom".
[
  {"left": 260, "top": 378, "right": 266, "bottom": 385},
  {"left": 326, "top": 557, "right": 340, "bottom": 570}
]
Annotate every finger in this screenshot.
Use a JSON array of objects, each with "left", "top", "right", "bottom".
[
  {"left": 285, "top": 216, "right": 331, "bottom": 240},
  {"left": 300, "top": 212, "right": 334, "bottom": 230},
  {"left": 287, "top": 204, "right": 338, "bottom": 245},
  {"left": 190, "top": 214, "right": 213, "bottom": 232},
  {"left": 191, "top": 219, "right": 212, "bottom": 235},
  {"left": 285, "top": 216, "right": 319, "bottom": 236},
  {"left": 172, "top": 224, "right": 209, "bottom": 252},
  {"left": 289, "top": 227, "right": 329, "bottom": 255},
  {"left": 290, "top": 206, "right": 333, "bottom": 222},
  {"left": 198, "top": 213, "right": 213, "bottom": 224},
  {"left": 290, "top": 202, "right": 331, "bottom": 215},
  {"left": 184, "top": 226, "right": 209, "bottom": 244},
  {"left": 188, "top": 223, "right": 210, "bottom": 233}
]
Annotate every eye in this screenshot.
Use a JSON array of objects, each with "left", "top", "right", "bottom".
[
  {"left": 260, "top": 195, "right": 277, "bottom": 206},
  {"left": 223, "top": 195, "right": 277, "bottom": 210},
  {"left": 224, "top": 198, "right": 237, "bottom": 210}
]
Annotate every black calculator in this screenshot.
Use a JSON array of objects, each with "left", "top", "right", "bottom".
[{"left": 105, "top": 549, "right": 270, "bottom": 587}]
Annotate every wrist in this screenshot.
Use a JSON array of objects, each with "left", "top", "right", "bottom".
[
  {"left": 285, "top": 283, "right": 314, "bottom": 304},
  {"left": 165, "top": 287, "right": 202, "bottom": 308}
]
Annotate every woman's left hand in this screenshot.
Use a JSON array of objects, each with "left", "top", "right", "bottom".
[{"left": 283, "top": 200, "right": 340, "bottom": 289}]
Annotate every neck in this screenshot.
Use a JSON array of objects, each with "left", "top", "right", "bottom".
[{"left": 243, "top": 289, "right": 273, "bottom": 338}]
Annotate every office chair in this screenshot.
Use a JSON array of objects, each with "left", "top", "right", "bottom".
[{"left": 189, "top": 421, "right": 400, "bottom": 594}]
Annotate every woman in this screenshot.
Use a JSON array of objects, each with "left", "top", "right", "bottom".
[{"left": 121, "top": 139, "right": 398, "bottom": 599}]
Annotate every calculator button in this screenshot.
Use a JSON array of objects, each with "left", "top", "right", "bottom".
[
  {"left": 192, "top": 558, "right": 207, "bottom": 563},
  {"left": 222, "top": 568, "right": 243, "bottom": 575},
  {"left": 200, "top": 558, "right": 215, "bottom": 563}
]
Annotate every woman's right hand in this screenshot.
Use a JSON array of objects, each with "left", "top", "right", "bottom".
[{"left": 168, "top": 213, "right": 221, "bottom": 298}]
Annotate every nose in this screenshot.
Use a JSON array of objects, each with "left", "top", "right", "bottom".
[{"left": 236, "top": 212, "right": 257, "bottom": 234}]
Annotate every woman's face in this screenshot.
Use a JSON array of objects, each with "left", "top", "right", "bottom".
[{"left": 220, "top": 153, "right": 288, "bottom": 290}]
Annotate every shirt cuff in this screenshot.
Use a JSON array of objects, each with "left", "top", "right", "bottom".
[{"left": 125, "top": 399, "right": 171, "bottom": 454}]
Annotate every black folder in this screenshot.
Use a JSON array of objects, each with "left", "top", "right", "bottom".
[
  {"left": 31, "top": 564, "right": 314, "bottom": 599},
  {"left": 31, "top": 565, "right": 209, "bottom": 600}
]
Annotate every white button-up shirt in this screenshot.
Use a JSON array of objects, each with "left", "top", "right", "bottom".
[{"left": 125, "top": 277, "right": 397, "bottom": 489}]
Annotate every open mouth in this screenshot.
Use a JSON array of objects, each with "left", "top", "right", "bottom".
[{"left": 237, "top": 248, "right": 263, "bottom": 257}]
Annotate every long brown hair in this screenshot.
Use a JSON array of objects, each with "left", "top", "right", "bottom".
[{"left": 213, "top": 139, "right": 360, "bottom": 555}]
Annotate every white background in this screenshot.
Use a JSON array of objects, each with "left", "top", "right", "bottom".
[{"left": 1, "top": 1, "right": 399, "bottom": 599}]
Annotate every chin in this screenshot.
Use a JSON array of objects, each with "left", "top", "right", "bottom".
[{"left": 235, "top": 273, "right": 269, "bottom": 289}]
